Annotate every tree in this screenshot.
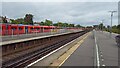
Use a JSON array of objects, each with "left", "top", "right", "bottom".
[
  {"left": 75, "top": 24, "right": 82, "bottom": 28},
  {"left": 53, "top": 23, "right": 58, "bottom": 26},
  {"left": 117, "top": 24, "right": 120, "bottom": 34},
  {"left": 10, "top": 19, "right": 17, "bottom": 24},
  {"left": 106, "top": 25, "right": 110, "bottom": 32},
  {"left": 93, "top": 25, "right": 99, "bottom": 29},
  {"left": 62, "top": 23, "right": 69, "bottom": 27},
  {"left": 86, "top": 26, "right": 93, "bottom": 28},
  {"left": 10, "top": 19, "right": 14, "bottom": 23},
  {"left": 44, "top": 19, "right": 53, "bottom": 26},
  {"left": 40, "top": 21, "right": 45, "bottom": 25},
  {"left": 15, "top": 18, "right": 24, "bottom": 24},
  {"left": 57, "top": 22, "right": 63, "bottom": 27},
  {"left": 10, "top": 18, "right": 28, "bottom": 24},
  {"left": 69, "top": 24, "right": 75, "bottom": 27},
  {"left": 117, "top": 24, "right": 120, "bottom": 29},
  {"left": 24, "top": 14, "right": 34, "bottom": 25},
  {"left": 53, "top": 22, "right": 70, "bottom": 27},
  {"left": 99, "top": 23, "right": 103, "bottom": 30},
  {"left": 107, "top": 25, "right": 110, "bottom": 29}
]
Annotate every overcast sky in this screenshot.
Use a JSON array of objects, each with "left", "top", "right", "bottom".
[{"left": 1, "top": 1, "right": 119, "bottom": 26}]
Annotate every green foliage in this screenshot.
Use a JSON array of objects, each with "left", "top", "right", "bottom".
[
  {"left": 53, "top": 22, "right": 83, "bottom": 28},
  {"left": 112, "top": 25, "right": 117, "bottom": 29},
  {"left": 53, "top": 23, "right": 58, "bottom": 26},
  {"left": 39, "top": 20, "right": 53, "bottom": 26},
  {"left": 40, "top": 21, "right": 45, "bottom": 25},
  {"left": 68, "top": 24, "right": 74, "bottom": 27},
  {"left": 62, "top": 23, "right": 69, "bottom": 27},
  {"left": 9, "top": 14, "right": 34, "bottom": 25},
  {"left": 57, "top": 22, "right": 63, "bottom": 27},
  {"left": 44, "top": 19, "right": 53, "bottom": 26},
  {"left": 112, "top": 28, "right": 119, "bottom": 34},
  {"left": 75, "top": 24, "right": 82, "bottom": 28},
  {"left": 111, "top": 25, "right": 120, "bottom": 34},
  {"left": 10, "top": 18, "right": 28, "bottom": 25},
  {"left": 99, "top": 23, "right": 103, "bottom": 30},
  {"left": 117, "top": 24, "right": 120, "bottom": 30},
  {"left": 24, "top": 14, "right": 34, "bottom": 25},
  {"left": 2, "top": 14, "right": 84, "bottom": 29},
  {"left": 105, "top": 25, "right": 120, "bottom": 34},
  {"left": 86, "top": 26, "right": 93, "bottom": 28},
  {"left": 53, "top": 22, "right": 76, "bottom": 27}
]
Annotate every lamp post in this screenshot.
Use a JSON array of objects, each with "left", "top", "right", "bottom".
[{"left": 108, "top": 11, "right": 117, "bottom": 36}]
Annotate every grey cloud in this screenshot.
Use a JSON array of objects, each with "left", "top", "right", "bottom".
[
  {"left": 2, "top": 2, "right": 118, "bottom": 26},
  {"left": 2, "top": 0, "right": 120, "bottom": 2}
]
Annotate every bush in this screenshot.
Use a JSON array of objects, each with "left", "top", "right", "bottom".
[
  {"left": 112, "top": 28, "right": 120, "bottom": 34},
  {"left": 104, "top": 28, "right": 120, "bottom": 34}
]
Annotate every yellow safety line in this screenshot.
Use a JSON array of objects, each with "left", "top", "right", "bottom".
[{"left": 50, "top": 32, "right": 91, "bottom": 67}]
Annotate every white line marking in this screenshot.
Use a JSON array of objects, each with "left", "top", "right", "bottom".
[
  {"left": 25, "top": 35, "right": 81, "bottom": 68},
  {"left": 94, "top": 30, "right": 100, "bottom": 67},
  {"left": 101, "top": 59, "right": 104, "bottom": 61},
  {"left": 102, "top": 64, "right": 106, "bottom": 66},
  {"left": 100, "top": 55, "right": 103, "bottom": 57}
]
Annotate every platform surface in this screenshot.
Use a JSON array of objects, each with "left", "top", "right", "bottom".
[{"left": 62, "top": 31, "right": 119, "bottom": 66}]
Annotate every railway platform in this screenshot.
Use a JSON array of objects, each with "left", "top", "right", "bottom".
[
  {"left": 1, "top": 30, "right": 82, "bottom": 45},
  {"left": 50, "top": 31, "right": 119, "bottom": 67}
]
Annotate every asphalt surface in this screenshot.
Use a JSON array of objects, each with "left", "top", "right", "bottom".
[
  {"left": 96, "top": 31, "right": 118, "bottom": 66},
  {"left": 62, "top": 32, "right": 95, "bottom": 66},
  {"left": 62, "top": 31, "right": 119, "bottom": 66}
]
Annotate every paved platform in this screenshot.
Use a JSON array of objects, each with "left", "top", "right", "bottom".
[
  {"left": 62, "top": 32, "right": 94, "bottom": 66},
  {"left": 1, "top": 30, "right": 82, "bottom": 42},
  {"left": 1, "top": 31, "right": 67, "bottom": 42},
  {"left": 95, "top": 31, "right": 118, "bottom": 66},
  {"left": 60, "top": 31, "right": 119, "bottom": 66},
  {"left": 0, "top": 31, "right": 82, "bottom": 46}
]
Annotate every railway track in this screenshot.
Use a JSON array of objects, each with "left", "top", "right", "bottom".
[{"left": 2, "top": 31, "right": 88, "bottom": 68}]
